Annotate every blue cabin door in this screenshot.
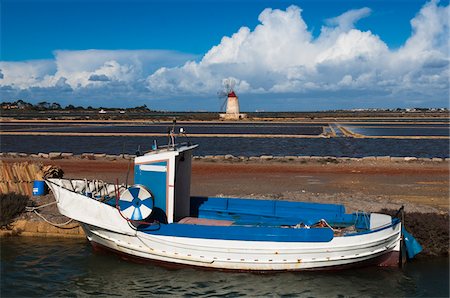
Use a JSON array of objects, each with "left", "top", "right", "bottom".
[{"left": 134, "top": 161, "right": 168, "bottom": 215}]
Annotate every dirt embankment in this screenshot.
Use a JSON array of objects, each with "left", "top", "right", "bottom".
[
  {"left": 191, "top": 160, "right": 449, "bottom": 213},
  {"left": 2, "top": 156, "right": 448, "bottom": 213}
]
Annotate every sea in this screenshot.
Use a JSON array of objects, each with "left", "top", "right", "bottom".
[{"left": 1, "top": 237, "right": 448, "bottom": 297}]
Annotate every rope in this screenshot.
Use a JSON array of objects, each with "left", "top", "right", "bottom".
[
  {"left": 363, "top": 212, "right": 370, "bottom": 229},
  {"left": 25, "top": 201, "right": 57, "bottom": 212},
  {"left": 319, "top": 219, "right": 340, "bottom": 232},
  {"left": 24, "top": 201, "right": 76, "bottom": 228},
  {"left": 320, "top": 219, "right": 333, "bottom": 230},
  {"left": 30, "top": 209, "right": 75, "bottom": 227}
]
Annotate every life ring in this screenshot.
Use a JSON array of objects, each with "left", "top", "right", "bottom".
[{"left": 118, "top": 184, "right": 154, "bottom": 221}]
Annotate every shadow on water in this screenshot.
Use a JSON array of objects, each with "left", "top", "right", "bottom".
[{"left": 1, "top": 237, "right": 449, "bottom": 297}]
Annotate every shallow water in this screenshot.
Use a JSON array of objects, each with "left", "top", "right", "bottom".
[
  {"left": 342, "top": 125, "right": 450, "bottom": 137},
  {"left": 1, "top": 121, "right": 449, "bottom": 158},
  {"left": 1, "top": 237, "right": 449, "bottom": 297},
  {"left": 1, "top": 135, "right": 449, "bottom": 158},
  {"left": 0, "top": 122, "right": 325, "bottom": 135}
]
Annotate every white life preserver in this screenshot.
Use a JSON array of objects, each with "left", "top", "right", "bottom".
[{"left": 118, "top": 184, "right": 154, "bottom": 221}]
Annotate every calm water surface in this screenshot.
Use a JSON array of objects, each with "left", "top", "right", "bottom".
[
  {"left": 0, "top": 122, "right": 325, "bottom": 135},
  {"left": 1, "top": 122, "right": 449, "bottom": 157},
  {"left": 1, "top": 237, "right": 449, "bottom": 297},
  {"left": 1, "top": 135, "right": 449, "bottom": 158},
  {"left": 342, "top": 125, "right": 450, "bottom": 137}
]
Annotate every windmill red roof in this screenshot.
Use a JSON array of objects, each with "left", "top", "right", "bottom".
[{"left": 228, "top": 91, "right": 237, "bottom": 97}]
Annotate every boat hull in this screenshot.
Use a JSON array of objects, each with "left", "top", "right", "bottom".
[
  {"left": 81, "top": 221, "right": 401, "bottom": 271},
  {"left": 48, "top": 178, "right": 402, "bottom": 271},
  {"left": 90, "top": 239, "right": 400, "bottom": 272}
]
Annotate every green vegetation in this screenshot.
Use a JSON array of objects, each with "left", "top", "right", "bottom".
[{"left": 1, "top": 100, "right": 151, "bottom": 112}]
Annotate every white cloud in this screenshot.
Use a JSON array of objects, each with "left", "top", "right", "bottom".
[
  {"left": 325, "top": 7, "right": 372, "bottom": 31},
  {"left": 0, "top": 1, "right": 448, "bottom": 109},
  {"left": 146, "top": 1, "right": 448, "bottom": 107},
  {"left": 0, "top": 60, "right": 56, "bottom": 89},
  {"left": 0, "top": 50, "right": 196, "bottom": 90}
]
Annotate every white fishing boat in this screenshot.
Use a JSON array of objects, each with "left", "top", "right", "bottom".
[{"left": 46, "top": 135, "right": 421, "bottom": 271}]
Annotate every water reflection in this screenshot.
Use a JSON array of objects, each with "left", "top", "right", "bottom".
[{"left": 1, "top": 237, "right": 448, "bottom": 297}]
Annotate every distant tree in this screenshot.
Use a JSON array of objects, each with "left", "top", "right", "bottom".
[
  {"left": 15, "top": 100, "right": 33, "bottom": 110},
  {"left": 36, "top": 101, "right": 50, "bottom": 110},
  {"left": 50, "top": 102, "right": 62, "bottom": 110},
  {"left": 0, "top": 101, "right": 12, "bottom": 109},
  {"left": 65, "top": 104, "right": 75, "bottom": 110},
  {"left": 132, "top": 104, "right": 150, "bottom": 112}
]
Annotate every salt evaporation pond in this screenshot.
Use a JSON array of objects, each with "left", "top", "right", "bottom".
[{"left": 1, "top": 135, "right": 449, "bottom": 158}]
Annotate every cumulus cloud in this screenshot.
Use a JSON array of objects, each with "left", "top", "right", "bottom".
[
  {"left": 0, "top": 1, "right": 448, "bottom": 109},
  {"left": 0, "top": 50, "right": 197, "bottom": 106},
  {"left": 146, "top": 1, "right": 449, "bottom": 108},
  {"left": 0, "top": 60, "right": 56, "bottom": 89}
]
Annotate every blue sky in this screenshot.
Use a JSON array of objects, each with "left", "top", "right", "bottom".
[
  {"left": 1, "top": 0, "right": 449, "bottom": 111},
  {"left": 2, "top": 0, "right": 430, "bottom": 60}
]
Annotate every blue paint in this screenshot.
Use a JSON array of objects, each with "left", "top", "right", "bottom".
[
  {"left": 140, "top": 223, "right": 334, "bottom": 242},
  {"left": 134, "top": 161, "right": 167, "bottom": 214},
  {"left": 195, "top": 197, "right": 345, "bottom": 217},
  {"left": 403, "top": 227, "right": 423, "bottom": 259},
  {"left": 141, "top": 199, "right": 153, "bottom": 209},
  {"left": 191, "top": 197, "right": 352, "bottom": 227},
  {"left": 132, "top": 197, "right": 141, "bottom": 208},
  {"left": 129, "top": 187, "right": 140, "bottom": 201},
  {"left": 139, "top": 215, "right": 400, "bottom": 242},
  {"left": 131, "top": 208, "right": 142, "bottom": 221},
  {"left": 120, "top": 201, "right": 133, "bottom": 210}
]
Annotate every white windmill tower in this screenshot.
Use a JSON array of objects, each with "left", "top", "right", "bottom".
[{"left": 218, "top": 79, "right": 247, "bottom": 120}]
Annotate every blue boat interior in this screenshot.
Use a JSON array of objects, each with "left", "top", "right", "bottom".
[
  {"left": 105, "top": 195, "right": 370, "bottom": 229},
  {"left": 103, "top": 195, "right": 382, "bottom": 242},
  {"left": 189, "top": 196, "right": 369, "bottom": 229}
]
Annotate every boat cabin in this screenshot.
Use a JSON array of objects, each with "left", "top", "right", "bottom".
[{"left": 134, "top": 143, "right": 197, "bottom": 224}]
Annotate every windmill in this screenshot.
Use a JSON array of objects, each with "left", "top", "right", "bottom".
[{"left": 217, "top": 78, "right": 246, "bottom": 120}]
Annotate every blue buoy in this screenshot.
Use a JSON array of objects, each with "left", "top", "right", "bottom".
[{"left": 32, "top": 180, "right": 46, "bottom": 196}]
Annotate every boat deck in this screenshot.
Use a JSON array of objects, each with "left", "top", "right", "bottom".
[{"left": 178, "top": 217, "right": 234, "bottom": 226}]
